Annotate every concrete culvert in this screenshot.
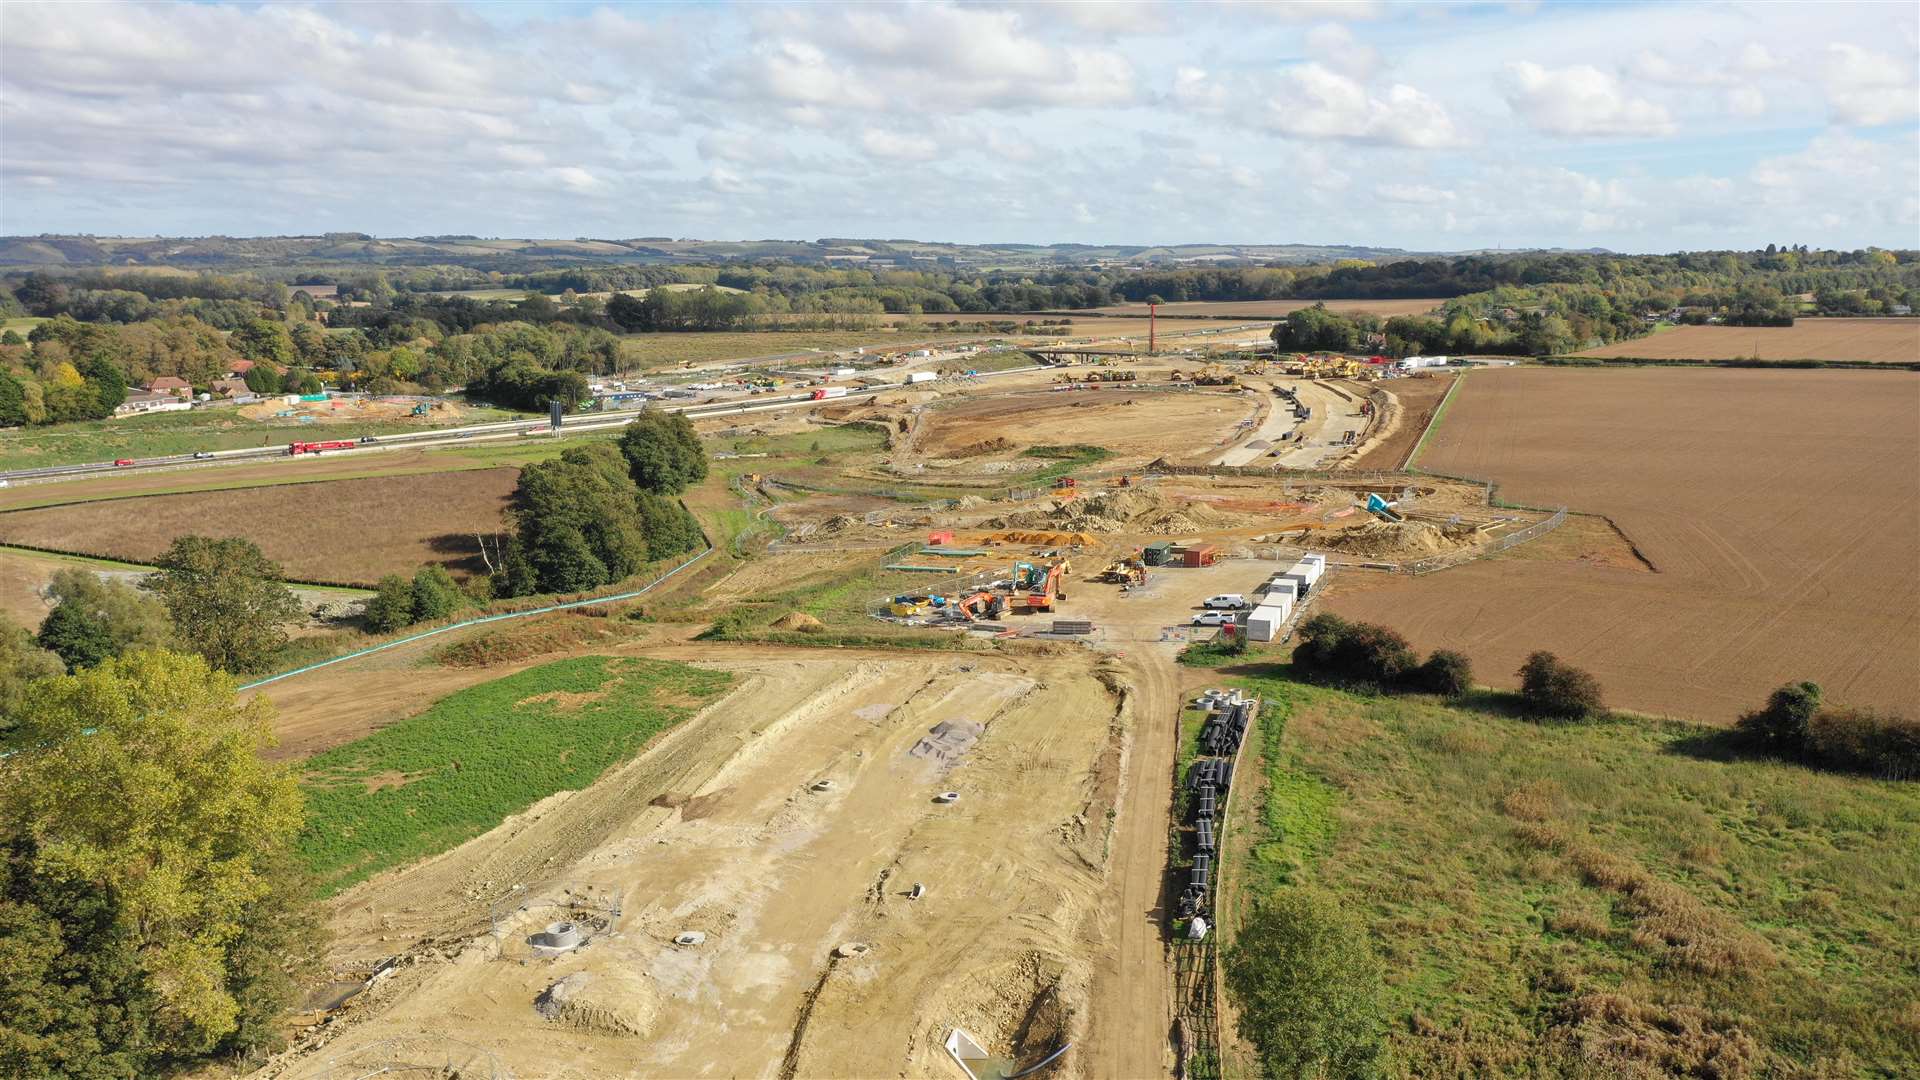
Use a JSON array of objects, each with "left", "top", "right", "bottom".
[{"left": 528, "top": 920, "right": 584, "bottom": 956}]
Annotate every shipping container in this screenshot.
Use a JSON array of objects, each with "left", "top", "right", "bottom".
[
  {"left": 1142, "top": 542, "right": 1175, "bottom": 566},
  {"left": 1246, "top": 604, "right": 1288, "bottom": 642},
  {"left": 1259, "top": 576, "right": 1297, "bottom": 601},
  {"left": 907, "top": 371, "right": 937, "bottom": 384},
  {"left": 1182, "top": 544, "right": 1219, "bottom": 568}
]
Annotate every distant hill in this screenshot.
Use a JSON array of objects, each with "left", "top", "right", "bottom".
[{"left": 0, "top": 233, "right": 1521, "bottom": 271}]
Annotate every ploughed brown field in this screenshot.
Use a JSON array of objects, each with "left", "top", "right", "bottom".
[
  {"left": 0, "top": 469, "right": 517, "bottom": 586},
  {"left": 1574, "top": 318, "right": 1920, "bottom": 363},
  {"left": 1084, "top": 298, "right": 1449, "bottom": 319},
  {"left": 1324, "top": 367, "right": 1920, "bottom": 723}
]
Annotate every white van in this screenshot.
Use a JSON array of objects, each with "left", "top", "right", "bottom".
[{"left": 1202, "top": 594, "right": 1248, "bottom": 610}]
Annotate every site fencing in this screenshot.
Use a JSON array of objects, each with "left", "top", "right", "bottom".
[{"left": 1400, "top": 506, "right": 1569, "bottom": 575}]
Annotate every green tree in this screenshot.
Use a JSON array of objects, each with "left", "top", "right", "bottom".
[
  {"left": 1227, "top": 889, "right": 1388, "bottom": 1079},
  {"left": 1735, "top": 681, "right": 1822, "bottom": 755},
  {"left": 500, "top": 443, "right": 649, "bottom": 596},
  {"left": 0, "top": 651, "right": 324, "bottom": 1071},
  {"left": 618, "top": 411, "right": 709, "bottom": 494},
  {"left": 40, "top": 569, "right": 170, "bottom": 660},
  {"left": 636, "top": 492, "right": 705, "bottom": 560},
  {"left": 34, "top": 603, "right": 114, "bottom": 673},
  {"left": 145, "top": 537, "right": 301, "bottom": 673},
  {"left": 409, "top": 566, "right": 460, "bottom": 622},
  {"left": 242, "top": 363, "right": 282, "bottom": 395},
  {"left": 0, "top": 371, "right": 27, "bottom": 427},
  {"left": 231, "top": 319, "right": 295, "bottom": 367},
  {"left": 0, "top": 621, "right": 64, "bottom": 735},
  {"left": 0, "top": 329, "right": 24, "bottom": 347},
  {"left": 362, "top": 574, "right": 417, "bottom": 633}
]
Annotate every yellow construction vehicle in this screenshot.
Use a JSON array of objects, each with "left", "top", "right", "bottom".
[{"left": 1194, "top": 364, "right": 1238, "bottom": 386}]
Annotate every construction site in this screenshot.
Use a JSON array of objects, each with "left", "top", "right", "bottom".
[{"left": 219, "top": 346, "right": 1607, "bottom": 1080}]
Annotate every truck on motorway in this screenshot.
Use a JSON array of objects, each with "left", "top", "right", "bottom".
[
  {"left": 288, "top": 440, "right": 358, "bottom": 455},
  {"left": 811, "top": 387, "right": 849, "bottom": 400}
]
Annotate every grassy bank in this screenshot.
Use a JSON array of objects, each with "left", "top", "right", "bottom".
[
  {"left": 1196, "top": 653, "right": 1920, "bottom": 1076},
  {"left": 296, "top": 655, "right": 732, "bottom": 895}
]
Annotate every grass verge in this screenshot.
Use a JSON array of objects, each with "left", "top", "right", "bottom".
[
  {"left": 1199, "top": 654, "right": 1920, "bottom": 1076},
  {"left": 296, "top": 655, "right": 732, "bottom": 895}
]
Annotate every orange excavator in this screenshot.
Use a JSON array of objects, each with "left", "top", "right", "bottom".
[
  {"left": 955, "top": 590, "right": 1006, "bottom": 621},
  {"left": 1011, "top": 559, "right": 1070, "bottom": 614}
]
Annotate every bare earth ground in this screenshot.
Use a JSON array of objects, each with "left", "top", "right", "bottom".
[
  {"left": 1573, "top": 317, "right": 1920, "bottom": 363},
  {"left": 1327, "top": 366, "right": 1920, "bottom": 722},
  {"left": 258, "top": 649, "right": 1135, "bottom": 1080},
  {"left": 1347, "top": 373, "right": 1457, "bottom": 470},
  {"left": 0, "top": 468, "right": 516, "bottom": 585},
  {"left": 918, "top": 388, "right": 1258, "bottom": 468},
  {"left": 1083, "top": 298, "right": 1450, "bottom": 319}
]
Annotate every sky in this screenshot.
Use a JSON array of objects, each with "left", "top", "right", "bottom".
[{"left": 1, "top": 0, "right": 1917, "bottom": 252}]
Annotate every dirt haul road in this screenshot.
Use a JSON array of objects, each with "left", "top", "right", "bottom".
[{"left": 263, "top": 648, "right": 1149, "bottom": 1080}]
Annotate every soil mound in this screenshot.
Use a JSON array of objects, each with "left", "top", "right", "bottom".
[
  {"left": 986, "top": 491, "right": 1249, "bottom": 535},
  {"left": 1318, "top": 519, "right": 1474, "bottom": 557},
  {"left": 535, "top": 971, "right": 658, "bottom": 1037},
  {"left": 773, "top": 611, "right": 825, "bottom": 633},
  {"left": 951, "top": 437, "right": 1014, "bottom": 457}
]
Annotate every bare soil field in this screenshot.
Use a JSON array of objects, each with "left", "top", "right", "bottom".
[
  {"left": 1347, "top": 372, "right": 1457, "bottom": 470},
  {"left": 919, "top": 388, "right": 1258, "bottom": 468},
  {"left": 1084, "top": 298, "right": 1450, "bottom": 319},
  {"left": 1327, "top": 367, "right": 1920, "bottom": 722},
  {"left": 1573, "top": 318, "right": 1920, "bottom": 363},
  {"left": 257, "top": 649, "right": 1133, "bottom": 1080},
  {"left": 0, "top": 469, "right": 516, "bottom": 586}
]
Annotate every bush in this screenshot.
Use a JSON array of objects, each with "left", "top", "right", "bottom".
[
  {"left": 1414, "top": 649, "right": 1474, "bottom": 697},
  {"left": 1807, "top": 707, "right": 1920, "bottom": 780},
  {"left": 409, "top": 566, "right": 461, "bottom": 623},
  {"left": 1518, "top": 651, "right": 1605, "bottom": 721},
  {"left": 1292, "top": 613, "right": 1416, "bottom": 689},
  {"left": 1734, "top": 681, "right": 1822, "bottom": 754},
  {"left": 363, "top": 574, "right": 416, "bottom": 633},
  {"left": 1226, "top": 889, "right": 1388, "bottom": 1079}
]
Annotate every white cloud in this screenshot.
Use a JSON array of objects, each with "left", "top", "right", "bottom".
[
  {"left": 1305, "top": 23, "right": 1379, "bottom": 78},
  {"left": 1502, "top": 61, "right": 1677, "bottom": 136},
  {"left": 859, "top": 129, "right": 940, "bottom": 161},
  {"left": 1263, "top": 65, "right": 1464, "bottom": 147},
  {"left": 1823, "top": 43, "right": 1920, "bottom": 126},
  {"left": 1377, "top": 183, "right": 1455, "bottom": 204},
  {"left": 1725, "top": 85, "right": 1767, "bottom": 117}
]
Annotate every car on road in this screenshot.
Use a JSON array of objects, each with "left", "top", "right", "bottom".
[
  {"left": 1201, "top": 594, "right": 1248, "bottom": 610},
  {"left": 113, "top": 459, "right": 135, "bottom": 467},
  {"left": 191, "top": 451, "right": 214, "bottom": 459},
  {"left": 1191, "top": 611, "right": 1237, "bottom": 627}
]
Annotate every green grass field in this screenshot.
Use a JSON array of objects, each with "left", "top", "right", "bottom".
[
  {"left": 296, "top": 655, "right": 732, "bottom": 896},
  {"left": 1198, "top": 656, "right": 1920, "bottom": 1076},
  {"left": 2, "top": 316, "right": 48, "bottom": 334},
  {"left": 0, "top": 404, "right": 528, "bottom": 471}
]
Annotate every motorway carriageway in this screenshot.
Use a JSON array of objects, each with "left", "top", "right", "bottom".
[{"left": 0, "top": 367, "right": 1044, "bottom": 486}]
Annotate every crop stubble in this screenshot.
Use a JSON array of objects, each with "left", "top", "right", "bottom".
[
  {"left": 1573, "top": 318, "right": 1919, "bottom": 363},
  {"left": 1326, "top": 367, "right": 1920, "bottom": 722}
]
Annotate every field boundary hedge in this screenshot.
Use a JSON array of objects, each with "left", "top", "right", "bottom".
[{"left": 0, "top": 540, "right": 371, "bottom": 594}]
